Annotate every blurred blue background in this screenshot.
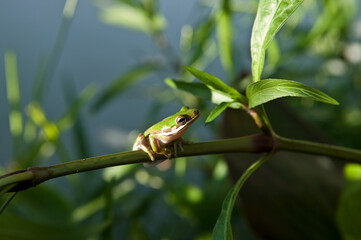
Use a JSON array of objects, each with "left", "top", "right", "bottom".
[
  {"left": 0, "top": 0, "right": 201, "bottom": 165},
  {"left": 1, "top": 0, "right": 361, "bottom": 239}
]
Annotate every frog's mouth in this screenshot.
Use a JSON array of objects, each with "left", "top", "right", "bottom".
[{"left": 192, "top": 110, "right": 200, "bottom": 120}]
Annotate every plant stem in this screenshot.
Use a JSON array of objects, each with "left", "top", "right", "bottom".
[
  {"left": 275, "top": 135, "right": 361, "bottom": 162},
  {"left": 1, "top": 133, "right": 360, "bottom": 194},
  {"left": 0, "top": 134, "right": 271, "bottom": 193}
]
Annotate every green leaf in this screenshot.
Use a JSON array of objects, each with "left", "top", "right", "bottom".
[
  {"left": 187, "top": 17, "right": 215, "bottom": 66},
  {"left": 212, "top": 153, "right": 272, "bottom": 240},
  {"left": 0, "top": 213, "right": 108, "bottom": 240},
  {"left": 14, "top": 185, "right": 72, "bottom": 223},
  {"left": 216, "top": 0, "right": 234, "bottom": 77},
  {"left": 337, "top": 180, "right": 361, "bottom": 240},
  {"left": 344, "top": 164, "right": 361, "bottom": 181},
  {"left": 206, "top": 102, "right": 233, "bottom": 124},
  {"left": 307, "top": 1, "right": 356, "bottom": 47},
  {"left": 165, "top": 78, "right": 212, "bottom": 100},
  {"left": 251, "top": 0, "right": 304, "bottom": 82},
  {"left": 184, "top": 66, "right": 247, "bottom": 103},
  {"left": 246, "top": 79, "right": 339, "bottom": 108},
  {"left": 165, "top": 78, "right": 245, "bottom": 108},
  {"left": 91, "top": 63, "right": 158, "bottom": 113},
  {"left": 99, "top": 4, "right": 166, "bottom": 35}
]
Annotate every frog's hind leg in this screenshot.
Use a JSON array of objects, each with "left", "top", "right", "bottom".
[
  {"left": 133, "top": 133, "right": 156, "bottom": 161},
  {"left": 140, "top": 145, "right": 156, "bottom": 161}
]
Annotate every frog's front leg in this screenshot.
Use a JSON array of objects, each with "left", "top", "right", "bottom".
[
  {"left": 172, "top": 137, "right": 185, "bottom": 157},
  {"left": 149, "top": 135, "right": 172, "bottom": 159}
]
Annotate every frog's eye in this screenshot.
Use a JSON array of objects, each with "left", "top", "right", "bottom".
[{"left": 176, "top": 115, "right": 191, "bottom": 125}]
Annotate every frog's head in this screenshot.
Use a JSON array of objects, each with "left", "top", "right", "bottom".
[{"left": 156, "top": 106, "right": 200, "bottom": 141}]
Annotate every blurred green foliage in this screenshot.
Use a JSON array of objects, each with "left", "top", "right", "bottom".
[{"left": 1, "top": 0, "right": 361, "bottom": 239}]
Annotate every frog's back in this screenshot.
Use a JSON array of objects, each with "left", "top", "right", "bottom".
[{"left": 144, "top": 115, "right": 176, "bottom": 136}]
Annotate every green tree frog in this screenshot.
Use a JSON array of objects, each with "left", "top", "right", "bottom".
[{"left": 133, "top": 106, "right": 200, "bottom": 162}]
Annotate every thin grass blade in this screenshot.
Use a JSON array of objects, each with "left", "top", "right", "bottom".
[{"left": 4, "top": 50, "right": 23, "bottom": 154}]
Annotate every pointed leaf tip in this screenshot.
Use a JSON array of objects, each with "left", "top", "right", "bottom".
[{"left": 205, "top": 102, "right": 233, "bottom": 124}]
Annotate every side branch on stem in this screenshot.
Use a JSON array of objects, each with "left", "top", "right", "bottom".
[{"left": 275, "top": 135, "right": 361, "bottom": 162}]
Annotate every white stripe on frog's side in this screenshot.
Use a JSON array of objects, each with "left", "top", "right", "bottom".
[
  {"left": 161, "top": 126, "right": 171, "bottom": 133},
  {"left": 160, "top": 124, "right": 187, "bottom": 135}
]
